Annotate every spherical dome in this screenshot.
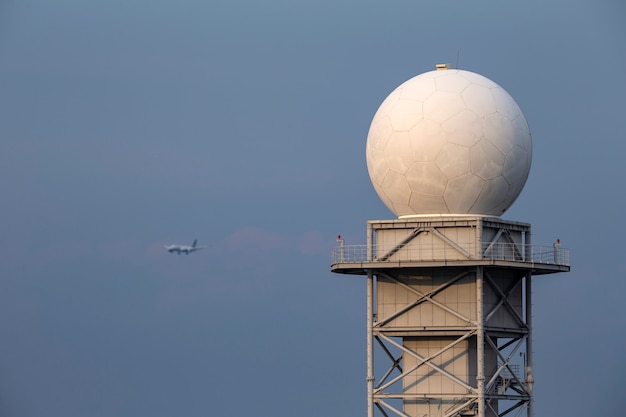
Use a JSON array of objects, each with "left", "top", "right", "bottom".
[{"left": 366, "top": 68, "right": 532, "bottom": 217}]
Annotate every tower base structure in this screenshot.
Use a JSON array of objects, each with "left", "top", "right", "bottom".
[{"left": 331, "top": 216, "right": 569, "bottom": 417}]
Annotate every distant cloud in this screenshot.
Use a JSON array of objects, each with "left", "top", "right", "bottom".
[
  {"left": 223, "top": 227, "right": 335, "bottom": 257},
  {"left": 223, "top": 227, "right": 290, "bottom": 252}
]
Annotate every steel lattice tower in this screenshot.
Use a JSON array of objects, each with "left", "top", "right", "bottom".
[
  {"left": 331, "top": 66, "right": 570, "bottom": 417},
  {"left": 331, "top": 216, "right": 569, "bottom": 417}
]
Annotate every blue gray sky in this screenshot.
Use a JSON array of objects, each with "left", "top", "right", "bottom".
[{"left": 1, "top": 1, "right": 625, "bottom": 416}]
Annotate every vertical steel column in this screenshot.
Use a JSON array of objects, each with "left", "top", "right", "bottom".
[
  {"left": 525, "top": 272, "right": 534, "bottom": 417},
  {"left": 366, "top": 222, "right": 374, "bottom": 417},
  {"left": 476, "top": 266, "right": 485, "bottom": 417},
  {"left": 367, "top": 222, "right": 373, "bottom": 261},
  {"left": 476, "top": 217, "right": 483, "bottom": 258},
  {"left": 366, "top": 270, "right": 374, "bottom": 417},
  {"left": 524, "top": 229, "right": 531, "bottom": 263}
]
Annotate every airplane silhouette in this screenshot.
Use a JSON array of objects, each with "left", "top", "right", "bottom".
[{"left": 164, "top": 239, "right": 206, "bottom": 255}]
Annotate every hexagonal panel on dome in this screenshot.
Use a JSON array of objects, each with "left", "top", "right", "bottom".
[
  {"left": 384, "top": 131, "right": 413, "bottom": 174},
  {"left": 503, "top": 145, "right": 531, "bottom": 186},
  {"left": 442, "top": 109, "right": 483, "bottom": 147},
  {"left": 436, "top": 143, "right": 471, "bottom": 179},
  {"left": 470, "top": 138, "right": 506, "bottom": 180},
  {"left": 512, "top": 115, "right": 533, "bottom": 151},
  {"left": 367, "top": 115, "right": 394, "bottom": 151},
  {"left": 405, "top": 162, "right": 448, "bottom": 196},
  {"left": 491, "top": 87, "right": 522, "bottom": 120},
  {"left": 389, "top": 99, "right": 424, "bottom": 132},
  {"left": 399, "top": 77, "right": 437, "bottom": 101},
  {"left": 444, "top": 173, "right": 485, "bottom": 213},
  {"left": 473, "top": 176, "right": 510, "bottom": 214},
  {"left": 435, "top": 72, "right": 471, "bottom": 93},
  {"left": 366, "top": 147, "right": 389, "bottom": 187},
  {"left": 380, "top": 170, "right": 411, "bottom": 205},
  {"left": 409, "top": 191, "right": 447, "bottom": 214},
  {"left": 461, "top": 83, "right": 497, "bottom": 116},
  {"left": 483, "top": 112, "right": 516, "bottom": 155},
  {"left": 423, "top": 90, "right": 466, "bottom": 122},
  {"left": 409, "top": 119, "right": 447, "bottom": 162}
]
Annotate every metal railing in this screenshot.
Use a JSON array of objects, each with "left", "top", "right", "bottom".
[{"left": 331, "top": 242, "right": 570, "bottom": 267}]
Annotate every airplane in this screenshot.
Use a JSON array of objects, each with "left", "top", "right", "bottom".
[{"left": 164, "top": 239, "right": 207, "bottom": 255}]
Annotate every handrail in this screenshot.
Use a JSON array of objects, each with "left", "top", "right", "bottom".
[{"left": 331, "top": 242, "right": 570, "bottom": 267}]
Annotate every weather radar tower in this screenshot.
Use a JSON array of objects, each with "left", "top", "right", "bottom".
[{"left": 331, "top": 65, "right": 570, "bottom": 417}]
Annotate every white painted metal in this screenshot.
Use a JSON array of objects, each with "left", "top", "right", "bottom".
[
  {"left": 337, "top": 66, "right": 568, "bottom": 417},
  {"left": 525, "top": 273, "right": 533, "bottom": 417},
  {"left": 368, "top": 270, "right": 375, "bottom": 417},
  {"left": 477, "top": 266, "right": 485, "bottom": 417},
  {"left": 331, "top": 216, "right": 569, "bottom": 417},
  {"left": 366, "top": 68, "right": 532, "bottom": 217}
]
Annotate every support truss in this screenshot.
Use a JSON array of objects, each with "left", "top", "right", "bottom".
[
  {"left": 368, "top": 266, "right": 533, "bottom": 417},
  {"left": 332, "top": 216, "right": 569, "bottom": 417}
]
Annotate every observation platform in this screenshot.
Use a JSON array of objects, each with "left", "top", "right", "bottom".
[{"left": 330, "top": 216, "right": 570, "bottom": 276}]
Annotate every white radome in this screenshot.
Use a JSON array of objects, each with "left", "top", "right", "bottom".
[{"left": 366, "top": 68, "right": 532, "bottom": 217}]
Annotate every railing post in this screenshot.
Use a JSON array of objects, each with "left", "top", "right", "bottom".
[
  {"left": 337, "top": 235, "right": 345, "bottom": 262},
  {"left": 553, "top": 239, "right": 560, "bottom": 264},
  {"left": 367, "top": 222, "right": 374, "bottom": 261}
]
